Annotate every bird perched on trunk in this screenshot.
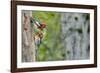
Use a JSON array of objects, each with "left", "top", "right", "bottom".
[{"left": 30, "top": 16, "right": 46, "bottom": 48}]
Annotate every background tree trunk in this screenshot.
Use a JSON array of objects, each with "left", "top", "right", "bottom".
[{"left": 61, "top": 13, "right": 90, "bottom": 60}]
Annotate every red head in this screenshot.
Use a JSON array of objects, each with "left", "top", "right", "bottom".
[{"left": 38, "top": 22, "right": 46, "bottom": 30}]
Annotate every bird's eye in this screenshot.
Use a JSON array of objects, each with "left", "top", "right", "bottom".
[{"left": 30, "top": 20, "right": 33, "bottom": 23}]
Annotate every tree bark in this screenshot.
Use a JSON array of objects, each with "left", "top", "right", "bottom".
[
  {"left": 22, "top": 10, "right": 36, "bottom": 62},
  {"left": 61, "top": 13, "right": 90, "bottom": 60}
]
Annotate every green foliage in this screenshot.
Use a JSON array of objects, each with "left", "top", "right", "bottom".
[{"left": 32, "top": 11, "right": 65, "bottom": 61}]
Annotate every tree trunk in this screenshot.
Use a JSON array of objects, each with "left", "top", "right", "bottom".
[
  {"left": 61, "top": 13, "right": 90, "bottom": 60},
  {"left": 22, "top": 10, "right": 36, "bottom": 62}
]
